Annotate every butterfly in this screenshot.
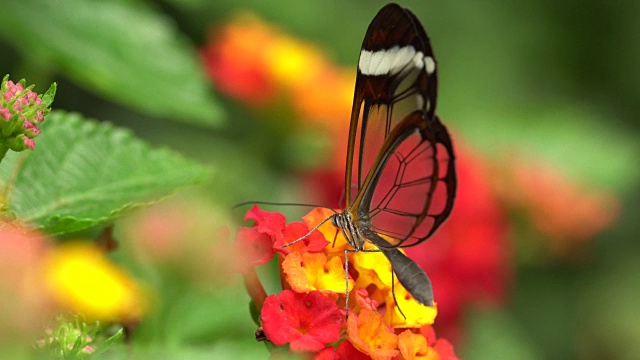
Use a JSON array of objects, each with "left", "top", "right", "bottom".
[{"left": 326, "top": 3, "right": 457, "bottom": 310}]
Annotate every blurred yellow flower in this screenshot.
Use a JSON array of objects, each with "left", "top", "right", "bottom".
[
  {"left": 264, "top": 37, "right": 324, "bottom": 91},
  {"left": 44, "top": 243, "right": 147, "bottom": 323},
  {"left": 202, "top": 12, "right": 355, "bottom": 129}
]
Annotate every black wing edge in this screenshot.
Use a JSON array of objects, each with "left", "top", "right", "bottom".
[{"left": 420, "top": 115, "right": 457, "bottom": 242}]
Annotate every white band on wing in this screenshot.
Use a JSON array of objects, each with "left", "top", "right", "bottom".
[{"left": 359, "top": 46, "right": 431, "bottom": 76}]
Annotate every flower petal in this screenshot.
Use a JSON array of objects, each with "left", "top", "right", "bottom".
[
  {"left": 384, "top": 285, "right": 438, "bottom": 328},
  {"left": 275, "top": 221, "right": 329, "bottom": 255},
  {"left": 262, "top": 290, "right": 343, "bottom": 352},
  {"left": 354, "top": 288, "right": 378, "bottom": 312},
  {"left": 347, "top": 308, "right": 398, "bottom": 360},
  {"left": 352, "top": 243, "right": 393, "bottom": 290},
  {"left": 245, "top": 206, "right": 287, "bottom": 240},
  {"left": 235, "top": 227, "right": 275, "bottom": 273},
  {"left": 283, "top": 252, "right": 353, "bottom": 294},
  {"left": 397, "top": 330, "right": 439, "bottom": 360},
  {"left": 313, "top": 341, "right": 371, "bottom": 360}
]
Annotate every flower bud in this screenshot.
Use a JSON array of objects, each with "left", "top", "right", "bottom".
[{"left": 0, "top": 75, "right": 56, "bottom": 153}]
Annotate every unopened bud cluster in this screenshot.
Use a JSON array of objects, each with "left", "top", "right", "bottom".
[{"left": 0, "top": 75, "right": 56, "bottom": 152}]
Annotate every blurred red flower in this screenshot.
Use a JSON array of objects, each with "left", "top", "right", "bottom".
[
  {"left": 0, "top": 224, "right": 54, "bottom": 344},
  {"left": 124, "top": 198, "right": 235, "bottom": 284},
  {"left": 493, "top": 154, "right": 620, "bottom": 256},
  {"left": 406, "top": 143, "right": 511, "bottom": 341},
  {"left": 201, "top": 14, "right": 276, "bottom": 105}
]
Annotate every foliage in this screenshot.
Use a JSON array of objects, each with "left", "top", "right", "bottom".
[{"left": 0, "top": 111, "right": 211, "bottom": 235}]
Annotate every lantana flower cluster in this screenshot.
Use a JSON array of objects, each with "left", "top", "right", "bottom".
[
  {"left": 493, "top": 154, "right": 620, "bottom": 255},
  {"left": 237, "top": 206, "right": 459, "bottom": 359},
  {"left": 201, "top": 13, "right": 354, "bottom": 129},
  {"left": 0, "top": 75, "right": 56, "bottom": 153}
]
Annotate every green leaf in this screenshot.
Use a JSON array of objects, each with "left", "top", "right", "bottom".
[
  {"left": 92, "top": 328, "right": 125, "bottom": 357},
  {"left": 0, "top": 111, "right": 212, "bottom": 236},
  {"left": 41, "top": 82, "right": 57, "bottom": 107},
  {"left": 0, "top": 0, "right": 223, "bottom": 127}
]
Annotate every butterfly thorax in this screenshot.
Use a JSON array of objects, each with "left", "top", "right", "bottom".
[{"left": 332, "top": 211, "right": 367, "bottom": 251}]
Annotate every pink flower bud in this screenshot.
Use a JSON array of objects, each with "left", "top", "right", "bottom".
[
  {"left": 23, "top": 121, "right": 41, "bottom": 137},
  {"left": 0, "top": 107, "right": 10, "bottom": 120},
  {"left": 23, "top": 137, "right": 35, "bottom": 150},
  {"left": 26, "top": 91, "right": 37, "bottom": 103},
  {"left": 34, "top": 110, "right": 44, "bottom": 124},
  {"left": 2, "top": 81, "right": 23, "bottom": 101}
]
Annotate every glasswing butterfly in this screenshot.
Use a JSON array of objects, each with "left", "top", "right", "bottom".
[
  {"left": 327, "top": 3, "right": 457, "bottom": 310},
  {"left": 242, "top": 2, "right": 457, "bottom": 315}
]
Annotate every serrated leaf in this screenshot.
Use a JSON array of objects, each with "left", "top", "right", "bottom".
[
  {"left": 0, "top": 0, "right": 223, "bottom": 127},
  {"left": 0, "top": 111, "right": 212, "bottom": 236}
]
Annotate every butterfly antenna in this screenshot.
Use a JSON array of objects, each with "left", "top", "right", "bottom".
[
  {"left": 281, "top": 214, "right": 335, "bottom": 248},
  {"left": 233, "top": 200, "right": 337, "bottom": 212}
]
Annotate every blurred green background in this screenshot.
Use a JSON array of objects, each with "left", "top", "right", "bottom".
[{"left": 1, "top": 0, "right": 639, "bottom": 359}]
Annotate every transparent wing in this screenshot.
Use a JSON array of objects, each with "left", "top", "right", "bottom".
[
  {"left": 344, "top": 4, "right": 455, "bottom": 246},
  {"left": 354, "top": 113, "right": 456, "bottom": 247},
  {"left": 345, "top": 4, "right": 438, "bottom": 206}
]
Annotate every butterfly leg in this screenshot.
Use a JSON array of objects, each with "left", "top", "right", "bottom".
[
  {"left": 332, "top": 228, "right": 339, "bottom": 248},
  {"left": 344, "top": 248, "right": 352, "bottom": 320},
  {"left": 390, "top": 269, "right": 407, "bottom": 319}
]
